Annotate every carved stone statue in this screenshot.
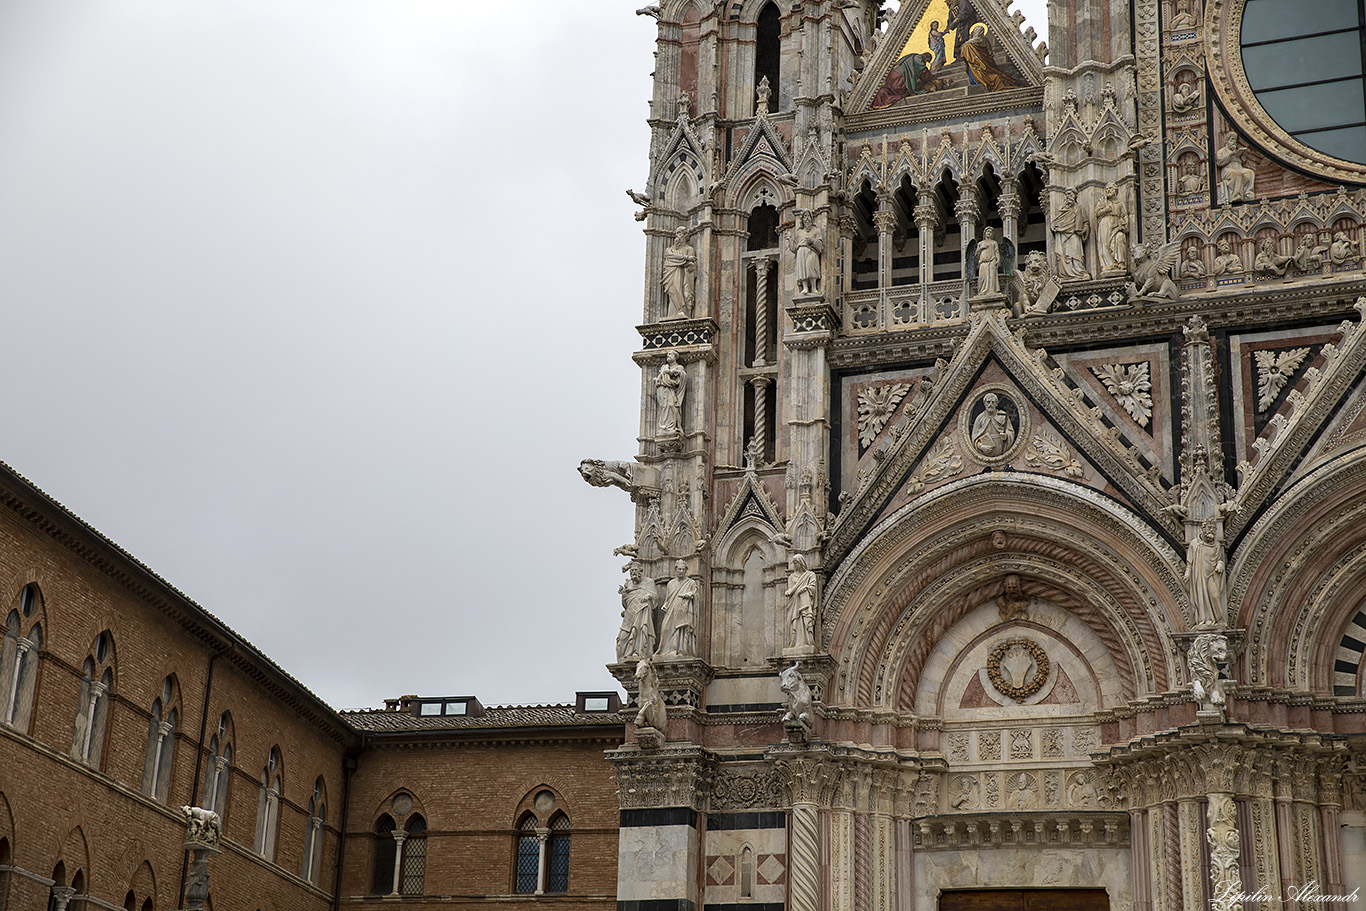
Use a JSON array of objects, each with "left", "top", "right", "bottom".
[
  {"left": 657, "top": 559, "right": 697, "bottom": 657},
  {"left": 779, "top": 664, "right": 813, "bottom": 738},
  {"left": 1331, "top": 231, "right": 1358, "bottom": 264},
  {"left": 1015, "top": 251, "right": 1057, "bottom": 314},
  {"left": 789, "top": 211, "right": 824, "bottom": 296},
  {"left": 784, "top": 554, "right": 818, "bottom": 653},
  {"left": 1179, "top": 246, "right": 1207, "bottom": 278},
  {"left": 970, "top": 392, "right": 1016, "bottom": 457},
  {"left": 579, "top": 459, "right": 636, "bottom": 494},
  {"left": 755, "top": 75, "right": 771, "bottom": 115},
  {"left": 1177, "top": 162, "right": 1204, "bottom": 195},
  {"left": 975, "top": 227, "right": 1002, "bottom": 295},
  {"left": 1093, "top": 183, "right": 1129, "bottom": 276},
  {"left": 675, "top": 89, "right": 691, "bottom": 120},
  {"left": 1185, "top": 520, "right": 1226, "bottom": 629},
  {"left": 655, "top": 351, "right": 687, "bottom": 439},
  {"left": 997, "top": 573, "right": 1031, "bottom": 622},
  {"left": 1170, "top": 81, "right": 1200, "bottom": 114},
  {"left": 1215, "top": 134, "right": 1256, "bottom": 203},
  {"left": 1292, "top": 234, "right": 1327, "bottom": 273},
  {"left": 1051, "top": 188, "right": 1091, "bottom": 280},
  {"left": 182, "top": 806, "right": 222, "bottom": 848},
  {"left": 1126, "top": 241, "right": 1181, "bottom": 300},
  {"left": 1189, "top": 633, "right": 1231, "bottom": 712},
  {"left": 633, "top": 657, "right": 668, "bottom": 735},
  {"left": 1254, "top": 238, "right": 1292, "bottom": 277},
  {"left": 1211, "top": 238, "right": 1243, "bottom": 275},
  {"left": 661, "top": 227, "right": 698, "bottom": 318},
  {"left": 616, "top": 562, "right": 658, "bottom": 663}
]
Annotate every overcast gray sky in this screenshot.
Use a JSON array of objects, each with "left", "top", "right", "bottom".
[{"left": 0, "top": 0, "right": 1047, "bottom": 711}]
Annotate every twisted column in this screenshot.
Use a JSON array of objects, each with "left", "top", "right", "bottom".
[
  {"left": 753, "top": 259, "right": 770, "bottom": 366},
  {"left": 790, "top": 803, "right": 820, "bottom": 911},
  {"left": 1207, "top": 793, "right": 1243, "bottom": 911},
  {"left": 751, "top": 377, "right": 771, "bottom": 463}
]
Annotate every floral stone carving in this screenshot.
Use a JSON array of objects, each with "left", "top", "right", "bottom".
[
  {"left": 857, "top": 382, "right": 911, "bottom": 449},
  {"left": 1091, "top": 362, "right": 1154, "bottom": 427},
  {"left": 1254, "top": 347, "right": 1310, "bottom": 413},
  {"left": 987, "top": 638, "right": 1050, "bottom": 701}
]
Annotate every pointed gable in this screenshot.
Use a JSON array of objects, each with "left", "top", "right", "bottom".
[{"left": 847, "top": 0, "right": 1044, "bottom": 117}]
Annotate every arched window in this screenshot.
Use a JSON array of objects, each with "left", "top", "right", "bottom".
[
  {"left": 301, "top": 778, "right": 327, "bottom": 884},
  {"left": 141, "top": 676, "right": 179, "bottom": 800},
  {"left": 740, "top": 845, "right": 754, "bottom": 898},
  {"left": 202, "top": 712, "right": 233, "bottom": 819},
  {"left": 546, "top": 813, "right": 570, "bottom": 893},
  {"left": 754, "top": 3, "right": 781, "bottom": 111},
  {"left": 71, "top": 632, "right": 114, "bottom": 768},
  {"left": 369, "top": 807, "right": 426, "bottom": 896},
  {"left": 253, "top": 747, "right": 282, "bottom": 860},
  {"left": 399, "top": 815, "right": 426, "bottom": 896},
  {"left": 1, "top": 584, "right": 42, "bottom": 733},
  {"left": 514, "top": 815, "right": 539, "bottom": 894},
  {"left": 0, "top": 836, "right": 11, "bottom": 911},
  {"left": 512, "top": 790, "right": 572, "bottom": 895},
  {"left": 370, "top": 815, "right": 397, "bottom": 895}
]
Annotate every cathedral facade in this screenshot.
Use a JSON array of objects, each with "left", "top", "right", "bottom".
[{"left": 585, "top": 0, "right": 1366, "bottom": 907}]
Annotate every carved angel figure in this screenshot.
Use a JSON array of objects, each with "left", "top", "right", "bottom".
[
  {"left": 779, "top": 664, "right": 813, "bottom": 730},
  {"left": 634, "top": 657, "right": 668, "bottom": 732},
  {"left": 1126, "top": 241, "right": 1181, "bottom": 300}
]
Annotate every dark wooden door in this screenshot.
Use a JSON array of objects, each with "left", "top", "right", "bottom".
[{"left": 940, "top": 889, "right": 1110, "bottom": 911}]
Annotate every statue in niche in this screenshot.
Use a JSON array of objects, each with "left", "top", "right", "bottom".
[
  {"left": 1188, "top": 633, "right": 1231, "bottom": 711},
  {"left": 1177, "top": 162, "right": 1204, "bottom": 196},
  {"left": 1216, "top": 134, "right": 1256, "bottom": 203},
  {"left": 1331, "top": 231, "right": 1359, "bottom": 264},
  {"left": 1051, "top": 188, "right": 1091, "bottom": 280},
  {"left": 1254, "top": 238, "right": 1292, "bottom": 277},
  {"left": 975, "top": 227, "right": 1002, "bottom": 295},
  {"left": 1094, "top": 183, "right": 1129, "bottom": 276},
  {"left": 1170, "top": 0, "right": 1198, "bottom": 29},
  {"left": 779, "top": 664, "right": 813, "bottom": 736},
  {"left": 970, "top": 392, "right": 1016, "bottom": 457},
  {"left": 661, "top": 227, "right": 698, "bottom": 319},
  {"left": 657, "top": 559, "right": 698, "bottom": 657},
  {"left": 1292, "top": 234, "right": 1327, "bottom": 273},
  {"left": 1126, "top": 241, "right": 1181, "bottom": 300},
  {"left": 789, "top": 210, "right": 824, "bottom": 296},
  {"left": 634, "top": 657, "right": 668, "bottom": 735},
  {"left": 616, "top": 562, "right": 658, "bottom": 663},
  {"left": 1171, "top": 80, "right": 1200, "bottom": 115},
  {"left": 997, "top": 573, "right": 1032, "bottom": 622},
  {"left": 1185, "top": 520, "right": 1226, "bottom": 629},
  {"left": 784, "top": 553, "right": 818, "bottom": 653},
  {"left": 755, "top": 75, "right": 771, "bottom": 115},
  {"left": 1180, "top": 246, "right": 1207, "bottom": 278},
  {"left": 654, "top": 351, "right": 687, "bottom": 439},
  {"left": 1211, "top": 238, "right": 1244, "bottom": 274},
  {"left": 675, "top": 89, "right": 690, "bottom": 120}
]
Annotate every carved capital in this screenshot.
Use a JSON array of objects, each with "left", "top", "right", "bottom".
[
  {"left": 771, "top": 754, "right": 843, "bottom": 806},
  {"left": 609, "top": 747, "right": 713, "bottom": 810}
]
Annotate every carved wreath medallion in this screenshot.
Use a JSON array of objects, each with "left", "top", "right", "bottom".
[{"left": 987, "top": 638, "right": 1050, "bottom": 702}]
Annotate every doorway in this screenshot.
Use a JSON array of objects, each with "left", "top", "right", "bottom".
[{"left": 939, "top": 890, "right": 1110, "bottom": 911}]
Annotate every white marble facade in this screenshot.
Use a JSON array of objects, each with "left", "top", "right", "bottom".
[{"left": 589, "top": 0, "right": 1366, "bottom": 907}]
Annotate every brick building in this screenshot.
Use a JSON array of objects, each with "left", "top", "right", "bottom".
[{"left": 0, "top": 463, "right": 624, "bottom": 910}]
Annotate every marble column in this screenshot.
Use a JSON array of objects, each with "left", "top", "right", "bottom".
[
  {"left": 915, "top": 191, "right": 939, "bottom": 315},
  {"left": 954, "top": 188, "right": 980, "bottom": 307},
  {"left": 389, "top": 829, "right": 408, "bottom": 896},
  {"left": 998, "top": 176, "right": 1022, "bottom": 253},
  {"left": 1177, "top": 797, "right": 1205, "bottom": 910}
]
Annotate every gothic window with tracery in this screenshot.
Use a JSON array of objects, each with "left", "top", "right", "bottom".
[
  {"left": 71, "top": 632, "right": 114, "bottom": 768},
  {"left": 1, "top": 584, "right": 42, "bottom": 733},
  {"left": 301, "top": 778, "right": 327, "bottom": 884},
  {"left": 253, "top": 747, "right": 283, "bottom": 860},
  {"left": 202, "top": 712, "right": 233, "bottom": 818},
  {"left": 141, "top": 676, "right": 180, "bottom": 800}
]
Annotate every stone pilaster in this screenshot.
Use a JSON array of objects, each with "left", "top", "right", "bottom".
[{"left": 610, "top": 745, "right": 712, "bottom": 911}]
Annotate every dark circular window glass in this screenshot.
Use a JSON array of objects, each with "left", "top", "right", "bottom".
[{"left": 1240, "top": 0, "right": 1366, "bottom": 165}]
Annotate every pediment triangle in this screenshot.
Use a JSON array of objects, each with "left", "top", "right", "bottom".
[
  {"left": 848, "top": 0, "right": 1043, "bottom": 116},
  {"left": 649, "top": 119, "right": 708, "bottom": 193},
  {"left": 717, "top": 470, "right": 784, "bottom": 536},
  {"left": 826, "top": 311, "right": 1177, "bottom": 564},
  {"left": 723, "top": 116, "right": 792, "bottom": 186},
  {"left": 1227, "top": 301, "right": 1366, "bottom": 537}
]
